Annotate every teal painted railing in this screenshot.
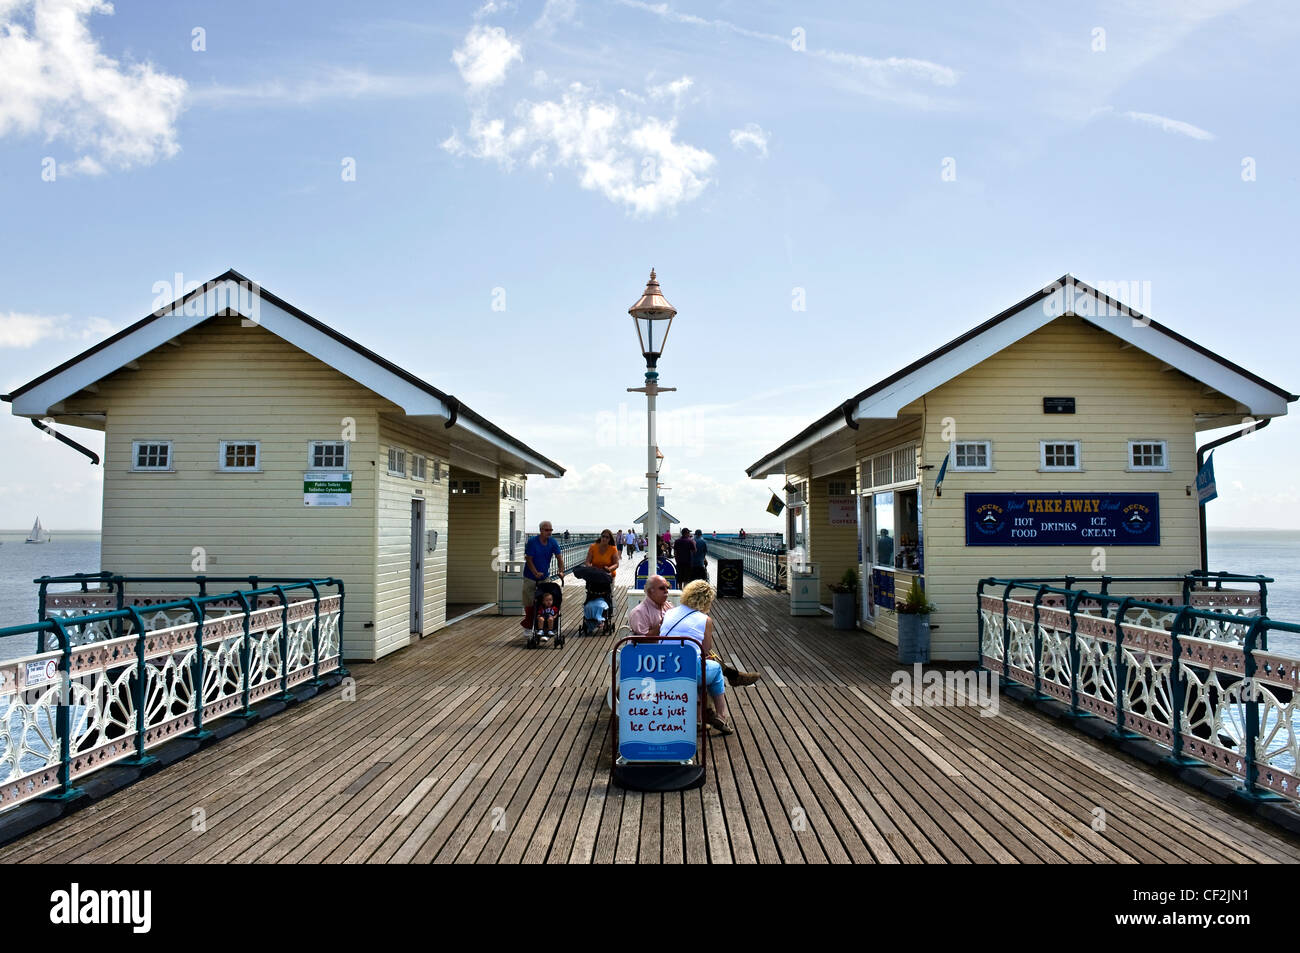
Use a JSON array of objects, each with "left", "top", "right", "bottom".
[
  {"left": 977, "top": 573, "right": 1300, "bottom": 804},
  {"left": 1, "top": 575, "right": 344, "bottom": 814}
]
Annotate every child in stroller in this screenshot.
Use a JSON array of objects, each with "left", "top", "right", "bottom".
[
  {"left": 527, "top": 581, "right": 565, "bottom": 649},
  {"left": 573, "top": 565, "right": 614, "bottom": 637}
]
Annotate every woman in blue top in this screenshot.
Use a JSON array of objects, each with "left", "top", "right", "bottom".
[{"left": 659, "top": 580, "right": 735, "bottom": 735}]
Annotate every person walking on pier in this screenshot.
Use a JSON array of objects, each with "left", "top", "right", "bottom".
[
  {"left": 585, "top": 529, "right": 622, "bottom": 580},
  {"left": 673, "top": 527, "right": 696, "bottom": 586},
  {"left": 691, "top": 528, "right": 709, "bottom": 583},
  {"left": 626, "top": 530, "right": 637, "bottom": 559},
  {"left": 522, "top": 521, "right": 564, "bottom": 630}
]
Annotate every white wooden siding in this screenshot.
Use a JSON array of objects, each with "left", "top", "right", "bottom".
[
  {"left": 375, "top": 415, "right": 451, "bottom": 657},
  {"left": 917, "top": 316, "right": 1242, "bottom": 659},
  {"left": 59, "top": 318, "right": 384, "bottom": 660}
]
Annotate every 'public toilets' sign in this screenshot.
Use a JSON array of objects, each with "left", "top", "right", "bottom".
[
  {"left": 964, "top": 492, "right": 1159, "bottom": 546},
  {"left": 618, "top": 643, "right": 698, "bottom": 762}
]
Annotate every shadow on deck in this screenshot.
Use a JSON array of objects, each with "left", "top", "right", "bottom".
[{"left": 4, "top": 571, "right": 1299, "bottom": 864}]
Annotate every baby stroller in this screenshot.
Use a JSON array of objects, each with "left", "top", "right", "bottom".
[
  {"left": 527, "top": 580, "right": 565, "bottom": 650},
  {"left": 575, "top": 568, "right": 614, "bottom": 638}
]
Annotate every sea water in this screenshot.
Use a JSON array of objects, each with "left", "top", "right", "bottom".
[{"left": 0, "top": 532, "right": 103, "bottom": 657}]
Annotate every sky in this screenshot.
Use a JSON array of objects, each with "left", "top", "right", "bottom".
[{"left": 0, "top": 0, "right": 1298, "bottom": 533}]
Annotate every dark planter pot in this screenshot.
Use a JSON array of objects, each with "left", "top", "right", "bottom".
[
  {"left": 897, "top": 613, "right": 931, "bottom": 664},
  {"left": 831, "top": 591, "right": 857, "bottom": 630}
]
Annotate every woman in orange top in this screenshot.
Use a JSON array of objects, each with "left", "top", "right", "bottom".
[{"left": 586, "top": 529, "right": 621, "bottom": 579}]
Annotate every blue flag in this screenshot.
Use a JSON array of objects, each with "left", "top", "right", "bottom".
[
  {"left": 934, "top": 450, "right": 951, "bottom": 497},
  {"left": 1196, "top": 452, "right": 1218, "bottom": 505}
]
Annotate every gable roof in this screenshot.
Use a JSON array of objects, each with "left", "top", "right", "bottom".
[
  {"left": 3, "top": 269, "right": 564, "bottom": 478},
  {"left": 634, "top": 507, "right": 679, "bottom": 525},
  {"left": 747, "top": 274, "right": 1296, "bottom": 478}
]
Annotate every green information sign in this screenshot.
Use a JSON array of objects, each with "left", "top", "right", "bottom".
[{"left": 304, "top": 471, "right": 352, "bottom": 507}]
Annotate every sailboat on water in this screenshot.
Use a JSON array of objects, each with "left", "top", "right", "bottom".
[{"left": 26, "top": 517, "right": 50, "bottom": 544}]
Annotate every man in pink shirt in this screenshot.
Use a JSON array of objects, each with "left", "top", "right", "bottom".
[{"left": 628, "top": 575, "right": 761, "bottom": 688}]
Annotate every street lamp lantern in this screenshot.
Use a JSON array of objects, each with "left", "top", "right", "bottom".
[{"left": 628, "top": 269, "right": 676, "bottom": 368}]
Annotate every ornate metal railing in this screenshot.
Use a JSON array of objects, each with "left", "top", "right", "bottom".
[
  {"left": 1, "top": 575, "right": 345, "bottom": 814},
  {"left": 705, "top": 538, "right": 783, "bottom": 589},
  {"left": 976, "top": 573, "right": 1300, "bottom": 803}
]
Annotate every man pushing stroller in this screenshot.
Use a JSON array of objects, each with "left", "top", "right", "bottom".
[{"left": 521, "top": 521, "right": 565, "bottom": 632}]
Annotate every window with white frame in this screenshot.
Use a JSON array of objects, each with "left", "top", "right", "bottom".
[
  {"left": 432, "top": 460, "right": 442, "bottom": 482},
  {"left": 1128, "top": 440, "right": 1168, "bottom": 471},
  {"left": 309, "top": 440, "right": 348, "bottom": 470},
  {"left": 387, "top": 447, "right": 406, "bottom": 477},
  {"left": 132, "top": 441, "right": 172, "bottom": 471},
  {"left": 1040, "top": 440, "right": 1082, "bottom": 471},
  {"left": 219, "top": 441, "right": 260, "bottom": 471},
  {"left": 952, "top": 440, "right": 992, "bottom": 471},
  {"left": 412, "top": 455, "right": 427, "bottom": 480}
]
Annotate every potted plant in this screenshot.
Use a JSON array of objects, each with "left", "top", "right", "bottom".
[
  {"left": 894, "top": 576, "right": 936, "bottom": 663},
  {"left": 829, "top": 567, "right": 858, "bottom": 630}
]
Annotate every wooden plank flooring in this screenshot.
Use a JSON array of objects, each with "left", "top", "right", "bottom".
[{"left": 4, "top": 554, "right": 1300, "bottom": 864}]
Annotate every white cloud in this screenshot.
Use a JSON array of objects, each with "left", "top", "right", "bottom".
[
  {"left": 192, "top": 69, "right": 457, "bottom": 106},
  {"left": 61, "top": 155, "right": 105, "bottom": 176},
  {"left": 0, "top": 312, "right": 115, "bottom": 348},
  {"left": 451, "top": 25, "right": 524, "bottom": 90},
  {"left": 617, "top": 0, "right": 958, "bottom": 101},
  {"left": 0, "top": 313, "right": 56, "bottom": 348},
  {"left": 1122, "top": 110, "right": 1215, "bottom": 140},
  {"left": 535, "top": 0, "right": 577, "bottom": 34},
  {"left": 647, "top": 75, "right": 693, "bottom": 107},
  {"left": 443, "top": 82, "right": 715, "bottom": 215},
  {"left": 475, "top": 0, "right": 517, "bottom": 18},
  {"left": 812, "top": 49, "right": 957, "bottom": 88},
  {"left": 729, "top": 122, "right": 769, "bottom": 156},
  {"left": 0, "top": 0, "right": 186, "bottom": 171}
]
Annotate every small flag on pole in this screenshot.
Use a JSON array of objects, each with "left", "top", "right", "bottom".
[
  {"left": 934, "top": 449, "right": 951, "bottom": 498},
  {"left": 766, "top": 493, "right": 785, "bottom": 516},
  {"left": 1196, "top": 452, "right": 1218, "bottom": 505}
]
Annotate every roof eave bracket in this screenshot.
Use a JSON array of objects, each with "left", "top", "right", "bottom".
[{"left": 31, "top": 417, "right": 100, "bottom": 465}]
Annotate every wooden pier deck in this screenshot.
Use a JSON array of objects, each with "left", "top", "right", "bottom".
[{"left": 4, "top": 560, "right": 1299, "bottom": 864}]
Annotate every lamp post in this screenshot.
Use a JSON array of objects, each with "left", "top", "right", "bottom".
[{"left": 628, "top": 269, "right": 676, "bottom": 587}]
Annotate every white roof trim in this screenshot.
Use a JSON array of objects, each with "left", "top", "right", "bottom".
[
  {"left": 10, "top": 279, "right": 564, "bottom": 478},
  {"left": 854, "top": 285, "right": 1289, "bottom": 421},
  {"left": 749, "top": 415, "right": 846, "bottom": 479},
  {"left": 752, "top": 280, "right": 1290, "bottom": 478}
]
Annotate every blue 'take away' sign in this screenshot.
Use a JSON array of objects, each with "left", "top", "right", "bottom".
[{"left": 965, "top": 492, "right": 1160, "bottom": 546}]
